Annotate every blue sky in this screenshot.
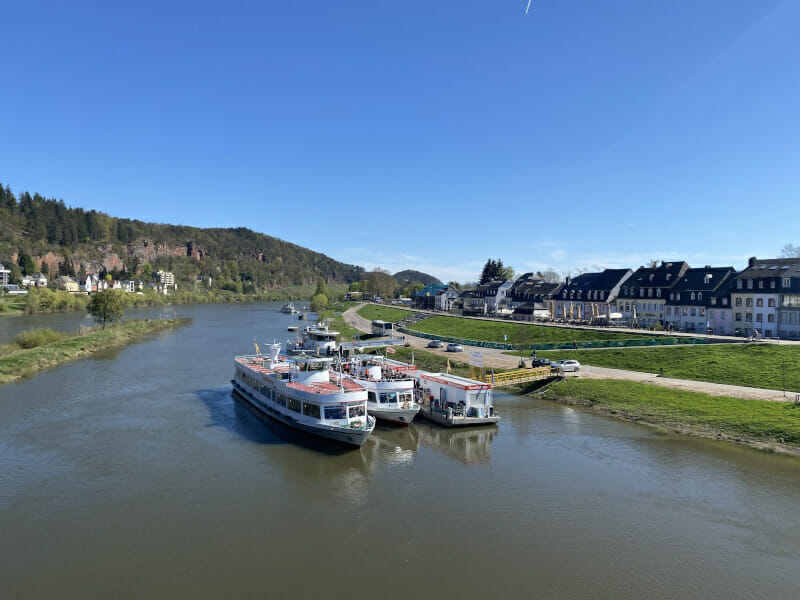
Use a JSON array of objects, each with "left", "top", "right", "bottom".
[{"left": 2, "top": 1, "right": 798, "bottom": 282}]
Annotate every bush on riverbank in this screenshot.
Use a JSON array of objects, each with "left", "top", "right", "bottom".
[
  {"left": 542, "top": 378, "right": 800, "bottom": 452},
  {"left": 536, "top": 343, "right": 800, "bottom": 393},
  {"left": 13, "top": 328, "right": 66, "bottom": 349}
]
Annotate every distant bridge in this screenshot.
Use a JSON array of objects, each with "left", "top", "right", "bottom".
[{"left": 479, "top": 366, "right": 562, "bottom": 386}]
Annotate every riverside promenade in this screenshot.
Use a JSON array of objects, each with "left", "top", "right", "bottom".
[{"left": 342, "top": 303, "right": 796, "bottom": 402}]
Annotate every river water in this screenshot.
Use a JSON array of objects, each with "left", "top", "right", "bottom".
[{"left": 1, "top": 303, "right": 798, "bottom": 599}]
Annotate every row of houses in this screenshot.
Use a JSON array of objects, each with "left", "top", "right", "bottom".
[
  {"left": 1, "top": 264, "right": 178, "bottom": 296},
  {"left": 412, "top": 257, "right": 800, "bottom": 339}
]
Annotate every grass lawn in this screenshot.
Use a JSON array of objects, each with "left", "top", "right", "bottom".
[
  {"left": 536, "top": 343, "right": 800, "bottom": 392},
  {"left": 543, "top": 378, "right": 800, "bottom": 451},
  {"left": 356, "top": 304, "right": 414, "bottom": 323},
  {"left": 407, "top": 315, "right": 649, "bottom": 345},
  {"left": 0, "top": 318, "right": 191, "bottom": 384}
]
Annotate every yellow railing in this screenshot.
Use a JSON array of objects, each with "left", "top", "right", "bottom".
[{"left": 479, "top": 367, "right": 559, "bottom": 386}]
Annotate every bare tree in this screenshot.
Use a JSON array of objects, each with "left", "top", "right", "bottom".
[{"left": 780, "top": 244, "right": 800, "bottom": 258}]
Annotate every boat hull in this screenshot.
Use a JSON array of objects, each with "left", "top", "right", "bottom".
[
  {"left": 417, "top": 405, "right": 500, "bottom": 428},
  {"left": 369, "top": 406, "right": 420, "bottom": 426},
  {"left": 231, "top": 381, "right": 373, "bottom": 447}
]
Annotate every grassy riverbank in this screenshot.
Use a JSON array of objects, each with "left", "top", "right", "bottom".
[
  {"left": 406, "top": 315, "right": 649, "bottom": 345},
  {"left": 534, "top": 343, "right": 800, "bottom": 392},
  {"left": 356, "top": 304, "right": 414, "bottom": 323},
  {"left": 0, "top": 318, "right": 191, "bottom": 384},
  {"left": 542, "top": 379, "right": 800, "bottom": 455}
]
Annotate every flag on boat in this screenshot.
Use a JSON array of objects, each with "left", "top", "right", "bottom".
[
  {"left": 386, "top": 346, "right": 396, "bottom": 354},
  {"left": 491, "top": 368, "right": 495, "bottom": 385},
  {"left": 254, "top": 342, "right": 260, "bottom": 355},
  {"left": 446, "top": 359, "right": 451, "bottom": 374}
]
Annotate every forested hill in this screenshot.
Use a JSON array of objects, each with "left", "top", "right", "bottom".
[
  {"left": 0, "top": 182, "right": 365, "bottom": 291},
  {"left": 393, "top": 270, "right": 442, "bottom": 286}
]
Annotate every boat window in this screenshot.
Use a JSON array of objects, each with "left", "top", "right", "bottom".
[
  {"left": 349, "top": 404, "right": 365, "bottom": 418},
  {"left": 367, "top": 391, "right": 377, "bottom": 403},
  {"left": 302, "top": 402, "right": 321, "bottom": 419},
  {"left": 324, "top": 405, "right": 346, "bottom": 420},
  {"left": 399, "top": 392, "right": 413, "bottom": 403},
  {"left": 380, "top": 392, "right": 397, "bottom": 404},
  {"left": 288, "top": 398, "right": 301, "bottom": 412}
]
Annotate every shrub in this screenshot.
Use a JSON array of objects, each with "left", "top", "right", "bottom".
[{"left": 13, "top": 328, "right": 66, "bottom": 349}]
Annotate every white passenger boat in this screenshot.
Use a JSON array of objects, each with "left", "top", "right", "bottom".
[
  {"left": 413, "top": 372, "right": 499, "bottom": 427},
  {"left": 280, "top": 302, "right": 296, "bottom": 314},
  {"left": 336, "top": 355, "right": 420, "bottom": 425},
  {"left": 232, "top": 343, "right": 375, "bottom": 447}
]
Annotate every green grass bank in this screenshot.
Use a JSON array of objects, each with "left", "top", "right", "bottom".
[
  {"left": 535, "top": 343, "right": 800, "bottom": 392},
  {"left": 356, "top": 304, "right": 414, "bottom": 323},
  {"left": 0, "top": 318, "right": 191, "bottom": 384},
  {"left": 542, "top": 378, "right": 800, "bottom": 455},
  {"left": 407, "top": 315, "right": 649, "bottom": 345}
]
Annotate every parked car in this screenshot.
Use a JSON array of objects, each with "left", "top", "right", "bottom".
[
  {"left": 427, "top": 340, "right": 444, "bottom": 348},
  {"left": 446, "top": 343, "right": 464, "bottom": 352},
  {"left": 560, "top": 360, "right": 581, "bottom": 372},
  {"left": 531, "top": 358, "right": 551, "bottom": 368}
]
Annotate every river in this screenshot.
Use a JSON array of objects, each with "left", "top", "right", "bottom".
[{"left": 1, "top": 303, "right": 798, "bottom": 599}]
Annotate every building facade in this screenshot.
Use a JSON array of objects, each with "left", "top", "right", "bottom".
[{"left": 663, "top": 266, "right": 736, "bottom": 334}]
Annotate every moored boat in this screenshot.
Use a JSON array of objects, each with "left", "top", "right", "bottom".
[
  {"left": 281, "top": 302, "right": 296, "bottom": 314},
  {"left": 413, "top": 372, "right": 499, "bottom": 427},
  {"left": 287, "top": 322, "right": 339, "bottom": 357},
  {"left": 232, "top": 343, "right": 375, "bottom": 447},
  {"left": 336, "top": 355, "right": 420, "bottom": 425}
]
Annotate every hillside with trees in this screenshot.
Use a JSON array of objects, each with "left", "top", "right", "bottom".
[
  {"left": 393, "top": 270, "right": 441, "bottom": 286},
  {"left": 0, "top": 181, "right": 365, "bottom": 292}
]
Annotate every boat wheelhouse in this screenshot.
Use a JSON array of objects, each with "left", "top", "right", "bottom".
[
  {"left": 413, "top": 372, "right": 499, "bottom": 427},
  {"left": 287, "top": 322, "right": 339, "bottom": 357},
  {"left": 232, "top": 343, "right": 374, "bottom": 447},
  {"left": 337, "top": 355, "right": 420, "bottom": 425}
]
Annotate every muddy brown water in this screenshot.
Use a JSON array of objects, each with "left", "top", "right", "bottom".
[{"left": 1, "top": 303, "right": 799, "bottom": 599}]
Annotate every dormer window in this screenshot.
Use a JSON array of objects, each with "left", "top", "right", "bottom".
[
  {"left": 640, "top": 289, "right": 645, "bottom": 297},
  {"left": 758, "top": 280, "right": 764, "bottom": 289},
  {"left": 600, "top": 291, "right": 604, "bottom": 300},
  {"left": 747, "top": 279, "right": 753, "bottom": 289},
  {"left": 649, "top": 274, "right": 655, "bottom": 282},
  {"left": 698, "top": 292, "right": 702, "bottom": 300},
  {"left": 666, "top": 274, "right": 671, "bottom": 281},
  {"left": 670, "top": 293, "right": 674, "bottom": 301},
  {"left": 737, "top": 280, "right": 743, "bottom": 289},
  {"left": 723, "top": 298, "right": 728, "bottom": 306},
  {"left": 656, "top": 289, "right": 661, "bottom": 298},
  {"left": 704, "top": 274, "right": 711, "bottom": 284},
  {"left": 691, "top": 292, "right": 696, "bottom": 300},
  {"left": 711, "top": 297, "right": 717, "bottom": 305},
  {"left": 676, "top": 293, "right": 680, "bottom": 301},
  {"left": 648, "top": 289, "right": 653, "bottom": 298}
]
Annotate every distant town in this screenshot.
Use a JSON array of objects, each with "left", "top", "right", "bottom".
[{"left": 347, "top": 257, "right": 800, "bottom": 341}]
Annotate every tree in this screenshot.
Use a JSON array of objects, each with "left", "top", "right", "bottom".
[
  {"left": 18, "top": 252, "right": 36, "bottom": 276},
  {"left": 310, "top": 293, "right": 328, "bottom": 312},
  {"left": 536, "top": 268, "right": 561, "bottom": 283},
  {"left": 87, "top": 289, "right": 125, "bottom": 329},
  {"left": 8, "top": 264, "right": 22, "bottom": 285},
  {"left": 366, "top": 269, "right": 397, "bottom": 298},
  {"left": 780, "top": 244, "right": 800, "bottom": 258},
  {"left": 498, "top": 264, "right": 515, "bottom": 281},
  {"left": 314, "top": 279, "right": 329, "bottom": 299}
]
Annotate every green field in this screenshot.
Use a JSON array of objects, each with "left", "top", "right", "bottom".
[
  {"left": 407, "top": 315, "right": 648, "bottom": 345},
  {"left": 543, "top": 378, "right": 800, "bottom": 451},
  {"left": 356, "top": 304, "right": 414, "bottom": 323},
  {"left": 536, "top": 343, "right": 800, "bottom": 392},
  {"left": 0, "top": 318, "right": 191, "bottom": 384}
]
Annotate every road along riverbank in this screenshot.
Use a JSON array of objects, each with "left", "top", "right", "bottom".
[{"left": 0, "top": 318, "right": 191, "bottom": 384}]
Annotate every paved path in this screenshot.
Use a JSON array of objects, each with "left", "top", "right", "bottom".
[{"left": 343, "top": 303, "right": 797, "bottom": 402}]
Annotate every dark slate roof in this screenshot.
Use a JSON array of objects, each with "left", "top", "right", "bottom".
[
  {"left": 670, "top": 267, "right": 736, "bottom": 293},
  {"left": 735, "top": 257, "right": 800, "bottom": 279},
  {"left": 618, "top": 261, "right": 689, "bottom": 297},
  {"left": 563, "top": 269, "right": 632, "bottom": 294},
  {"left": 512, "top": 280, "right": 562, "bottom": 301}
]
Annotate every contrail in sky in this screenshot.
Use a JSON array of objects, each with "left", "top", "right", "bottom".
[{"left": 525, "top": 0, "right": 532, "bottom": 14}]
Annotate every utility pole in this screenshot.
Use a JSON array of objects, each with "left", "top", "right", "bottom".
[{"left": 782, "top": 362, "right": 786, "bottom": 397}]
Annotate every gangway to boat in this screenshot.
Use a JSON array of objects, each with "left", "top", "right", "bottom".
[
  {"left": 479, "top": 366, "right": 561, "bottom": 387},
  {"left": 339, "top": 338, "right": 405, "bottom": 352}
]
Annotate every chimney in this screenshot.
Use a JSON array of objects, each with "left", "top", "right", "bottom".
[
  {"left": 748, "top": 256, "right": 757, "bottom": 268},
  {"left": 565, "top": 276, "right": 571, "bottom": 286},
  {"left": 705, "top": 265, "right": 711, "bottom": 269}
]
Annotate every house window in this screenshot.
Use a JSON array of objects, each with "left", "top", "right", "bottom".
[
  {"left": 768, "top": 314, "right": 775, "bottom": 323},
  {"left": 670, "top": 293, "right": 674, "bottom": 301},
  {"left": 722, "top": 298, "right": 728, "bottom": 306},
  {"left": 666, "top": 307, "right": 671, "bottom": 316},
  {"left": 700, "top": 308, "right": 705, "bottom": 316},
  {"left": 721, "top": 312, "right": 726, "bottom": 320},
  {"left": 768, "top": 298, "right": 775, "bottom": 307},
  {"left": 746, "top": 298, "right": 753, "bottom": 307},
  {"left": 735, "top": 298, "right": 742, "bottom": 306},
  {"left": 648, "top": 289, "right": 653, "bottom": 297},
  {"left": 698, "top": 292, "right": 702, "bottom": 300},
  {"left": 710, "top": 310, "right": 715, "bottom": 318},
  {"left": 771, "top": 280, "right": 776, "bottom": 289},
  {"left": 711, "top": 297, "right": 716, "bottom": 305},
  {"left": 747, "top": 279, "right": 753, "bottom": 289},
  {"left": 640, "top": 289, "right": 645, "bottom": 297},
  {"left": 656, "top": 288, "right": 661, "bottom": 297},
  {"left": 783, "top": 277, "right": 791, "bottom": 287},
  {"left": 756, "top": 298, "right": 763, "bottom": 307},
  {"left": 758, "top": 280, "right": 764, "bottom": 289},
  {"left": 737, "top": 280, "right": 743, "bottom": 289},
  {"left": 735, "top": 312, "right": 742, "bottom": 321},
  {"left": 756, "top": 313, "right": 763, "bottom": 322},
  {"left": 691, "top": 292, "right": 695, "bottom": 300},
  {"left": 676, "top": 293, "right": 681, "bottom": 301},
  {"left": 690, "top": 308, "right": 696, "bottom": 316}
]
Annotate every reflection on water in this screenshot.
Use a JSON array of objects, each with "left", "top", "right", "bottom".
[{"left": 416, "top": 422, "right": 498, "bottom": 464}]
